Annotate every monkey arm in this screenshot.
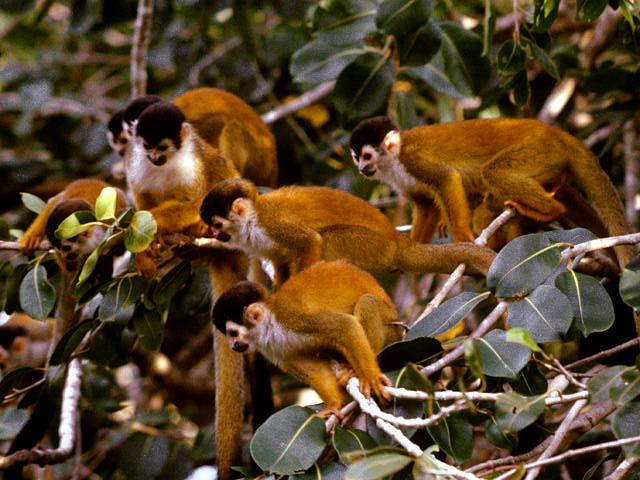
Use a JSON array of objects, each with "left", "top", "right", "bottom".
[
  {"left": 19, "top": 198, "right": 58, "bottom": 252},
  {"left": 410, "top": 197, "right": 440, "bottom": 243},
  {"left": 148, "top": 200, "right": 201, "bottom": 234},
  {"left": 266, "top": 220, "right": 323, "bottom": 275}
]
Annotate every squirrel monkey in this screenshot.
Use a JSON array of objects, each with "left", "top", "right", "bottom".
[
  {"left": 200, "top": 178, "right": 496, "bottom": 286},
  {"left": 350, "top": 116, "right": 637, "bottom": 269},
  {"left": 212, "top": 261, "right": 403, "bottom": 417},
  {"left": 108, "top": 88, "right": 278, "bottom": 187}
]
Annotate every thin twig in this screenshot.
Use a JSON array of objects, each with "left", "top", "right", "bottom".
[
  {"left": 0, "top": 359, "right": 83, "bottom": 469},
  {"left": 605, "top": 457, "right": 640, "bottom": 480},
  {"left": 386, "top": 388, "right": 588, "bottom": 406},
  {"left": 420, "top": 301, "right": 509, "bottom": 377},
  {"left": 130, "top": 0, "right": 154, "bottom": 98},
  {"left": 566, "top": 337, "right": 640, "bottom": 370},
  {"left": 524, "top": 398, "right": 588, "bottom": 480},
  {"left": 260, "top": 81, "right": 336, "bottom": 125},
  {"left": 560, "top": 233, "right": 640, "bottom": 263}
]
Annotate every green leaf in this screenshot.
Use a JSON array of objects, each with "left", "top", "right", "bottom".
[
  {"left": 250, "top": 406, "right": 327, "bottom": 475},
  {"left": 19, "top": 265, "right": 56, "bottom": 320},
  {"left": 133, "top": 308, "right": 164, "bottom": 351},
  {"left": 543, "top": 228, "right": 596, "bottom": 245},
  {"left": 0, "top": 407, "right": 29, "bottom": 441},
  {"left": 506, "top": 327, "right": 542, "bottom": 353},
  {"left": 345, "top": 453, "right": 412, "bottom": 480},
  {"left": 389, "top": 364, "right": 433, "bottom": 430},
  {"left": 332, "top": 427, "right": 378, "bottom": 461},
  {"left": 526, "top": 39, "right": 560, "bottom": 80},
  {"left": 555, "top": 271, "right": 614, "bottom": 337},
  {"left": 314, "top": 0, "right": 378, "bottom": 46},
  {"left": 94, "top": 187, "right": 117, "bottom": 221},
  {"left": 118, "top": 433, "right": 170, "bottom": 477},
  {"left": 291, "top": 42, "right": 364, "bottom": 84},
  {"left": 377, "top": 337, "right": 443, "bottom": 371},
  {"left": 588, "top": 366, "right": 640, "bottom": 405},
  {"left": 620, "top": 255, "right": 640, "bottom": 310},
  {"left": 55, "top": 211, "right": 99, "bottom": 240},
  {"left": 0, "top": 366, "right": 41, "bottom": 403},
  {"left": 152, "top": 262, "right": 191, "bottom": 306},
  {"left": 333, "top": 53, "right": 395, "bottom": 123},
  {"left": 508, "top": 69, "right": 530, "bottom": 106},
  {"left": 427, "top": 414, "right": 472, "bottom": 464},
  {"left": 76, "top": 244, "right": 102, "bottom": 285},
  {"left": 497, "top": 40, "right": 527, "bottom": 75},
  {"left": 485, "top": 417, "right": 517, "bottom": 450},
  {"left": 487, "top": 234, "right": 562, "bottom": 298},
  {"left": 612, "top": 401, "right": 640, "bottom": 457},
  {"left": 482, "top": 0, "right": 495, "bottom": 56},
  {"left": 496, "top": 392, "right": 546, "bottom": 433},
  {"left": 533, "top": 0, "right": 560, "bottom": 32},
  {"left": 408, "top": 64, "right": 468, "bottom": 99},
  {"left": 510, "top": 364, "right": 548, "bottom": 396},
  {"left": 475, "top": 329, "right": 531, "bottom": 379},
  {"left": 99, "top": 277, "right": 145, "bottom": 322},
  {"left": 49, "top": 319, "right": 96, "bottom": 365},
  {"left": 294, "top": 462, "right": 348, "bottom": 479},
  {"left": 375, "top": 0, "right": 434, "bottom": 36},
  {"left": 20, "top": 192, "right": 46, "bottom": 214},
  {"left": 125, "top": 211, "right": 157, "bottom": 253},
  {"left": 396, "top": 21, "right": 441, "bottom": 66},
  {"left": 408, "top": 291, "right": 491, "bottom": 340},
  {"left": 576, "top": 0, "right": 608, "bottom": 21},
  {"left": 2, "top": 263, "right": 29, "bottom": 314},
  {"left": 464, "top": 339, "right": 485, "bottom": 381},
  {"left": 507, "top": 285, "right": 573, "bottom": 343}
]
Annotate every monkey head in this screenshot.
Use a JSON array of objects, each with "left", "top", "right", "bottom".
[
  {"left": 349, "top": 116, "right": 402, "bottom": 179},
  {"left": 135, "top": 102, "right": 189, "bottom": 167},
  {"left": 46, "top": 199, "right": 105, "bottom": 272},
  {"left": 122, "top": 94, "right": 162, "bottom": 138},
  {"left": 106, "top": 110, "right": 129, "bottom": 157},
  {"left": 211, "top": 281, "right": 269, "bottom": 353},
  {"left": 200, "top": 178, "right": 258, "bottom": 243}
]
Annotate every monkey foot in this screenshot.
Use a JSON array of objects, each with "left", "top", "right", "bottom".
[
  {"left": 317, "top": 406, "right": 345, "bottom": 420},
  {"left": 504, "top": 200, "right": 565, "bottom": 223},
  {"left": 332, "top": 361, "right": 356, "bottom": 387},
  {"left": 359, "top": 374, "right": 392, "bottom": 403},
  {"left": 19, "top": 234, "right": 43, "bottom": 254}
]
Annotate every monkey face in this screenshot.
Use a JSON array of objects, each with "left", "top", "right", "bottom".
[
  {"left": 107, "top": 130, "right": 129, "bottom": 157},
  {"left": 57, "top": 226, "right": 106, "bottom": 272},
  {"left": 210, "top": 215, "right": 234, "bottom": 242},
  {"left": 141, "top": 138, "right": 177, "bottom": 166},
  {"left": 351, "top": 145, "right": 380, "bottom": 177},
  {"left": 225, "top": 321, "right": 253, "bottom": 352}
]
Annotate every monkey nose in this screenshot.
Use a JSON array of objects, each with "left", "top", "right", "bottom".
[
  {"left": 231, "top": 341, "right": 249, "bottom": 353},
  {"left": 215, "top": 231, "right": 231, "bottom": 242}
]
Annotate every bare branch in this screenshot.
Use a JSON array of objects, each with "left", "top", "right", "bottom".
[
  {"left": 0, "top": 359, "right": 83, "bottom": 470},
  {"left": 386, "top": 388, "right": 588, "bottom": 406},
  {"left": 538, "top": 77, "right": 577, "bottom": 124},
  {"left": 130, "top": 0, "right": 154, "bottom": 98},
  {"left": 623, "top": 117, "right": 639, "bottom": 231},
  {"left": 566, "top": 337, "right": 640, "bottom": 370},
  {"left": 560, "top": 232, "right": 640, "bottom": 263},
  {"left": 605, "top": 457, "right": 640, "bottom": 480},
  {"left": 260, "top": 81, "right": 336, "bottom": 125}
]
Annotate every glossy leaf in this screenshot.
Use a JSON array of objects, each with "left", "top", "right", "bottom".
[
  {"left": 152, "top": 262, "right": 191, "bottom": 306},
  {"left": 313, "top": 0, "right": 377, "bottom": 46},
  {"left": 542, "top": 228, "right": 596, "bottom": 245},
  {"left": 291, "top": 42, "right": 364, "bottom": 84},
  {"left": 294, "top": 462, "right": 348, "bottom": 480},
  {"left": 427, "top": 414, "right": 472, "bottom": 464},
  {"left": 485, "top": 417, "right": 517, "bottom": 450},
  {"left": 487, "top": 234, "right": 562, "bottom": 298},
  {"left": 506, "top": 328, "right": 542, "bottom": 353},
  {"left": 507, "top": 285, "right": 573, "bottom": 342},
  {"left": 125, "top": 211, "right": 157, "bottom": 253},
  {"left": 133, "top": 308, "right": 164, "bottom": 351},
  {"left": 250, "top": 406, "right": 326, "bottom": 475},
  {"left": 375, "top": 0, "right": 434, "bottom": 36},
  {"left": 588, "top": 366, "right": 640, "bottom": 405},
  {"left": 497, "top": 40, "right": 526, "bottom": 75},
  {"left": 345, "top": 452, "right": 412, "bottom": 480},
  {"left": 576, "top": 0, "right": 608, "bottom": 21},
  {"left": 333, "top": 53, "right": 395, "bottom": 123},
  {"left": 407, "top": 291, "right": 491, "bottom": 340},
  {"left": 612, "top": 401, "right": 640, "bottom": 457},
  {"left": 19, "top": 265, "right": 56, "bottom": 320},
  {"left": 0, "top": 366, "right": 41, "bottom": 402},
  {"left": 495, "top": 392, "right": 546, "bottom": 432},
  {"left": 56, "top": 211, "right": 99, "bottom": 240},
  {"left": 49, "top": 319, "right": 96, "bottom": 365},
  {"left": 620, "top": 255, "right": 640, "bottom": 310},
  {"left": 474, "top": 329, "right": 531, "bottom": 379},
  {"left": 94, "top": 186, "right": 117, "bottom": 220},
  {"left": 555, "top": 271, "right": 614, "bottom": 337},
  {"left": 118, "top": 433, "right": 170, "bottom": 478},
  {"left": 377, "top": 337, "right": 443, "bottom": 371},
  {"left": 333, "top": 427, "right": 377, "bottom": 460},
  {"left": 76, "top": 242, "right": 103, "bottom": 285},
  {"left": 533, "top": 0, "right": 560, "bottom": 32},
  {"left": 99, "top": 276, "right": 145, "bottom": 322},
  {"left": 20, "top": 192, "right": 45, "bottom": 214},
  {"left": 396, "top": 21, "right": 441, "bottom": 66}
]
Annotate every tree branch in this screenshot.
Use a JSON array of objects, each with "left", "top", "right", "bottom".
[
  {"left": 130, "top": 0, "right": 154, "bottom": 98},
  {"left": 260, "top": 81, "right": 336, "bottom": 125}
]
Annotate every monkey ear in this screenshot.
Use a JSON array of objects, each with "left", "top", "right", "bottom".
[
  {"left": 383, "top": 130, "right": 401, "bottom": 157},
  {"left": 231, "top": 198, "right": 249, "bottom": 217},
  {"left": 244, "top": 303, "right": 265, "bottom": 324},
  {"left": 349, "top": 148, "right": 358, "bottom": 164},
  {"left": 180, "top": 122, "right": 191, "bottom": 141}
]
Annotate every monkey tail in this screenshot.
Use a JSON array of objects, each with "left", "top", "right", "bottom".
[
  {"left": 563, "top": 133, "right": 638, "bottom": 269},
  {"left": 208, "top": 252, "right": 248, "bottom": 480},
  {"left": 394, "top": 236, "right": 495, "bottom": 276}
]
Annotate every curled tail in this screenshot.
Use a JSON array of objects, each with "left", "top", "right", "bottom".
[
  {"left": 395, "top": 237, "right": 496, "bottom": 276},
  {"left": 563, "top": 133, "right": 638, "bottom": 268}
]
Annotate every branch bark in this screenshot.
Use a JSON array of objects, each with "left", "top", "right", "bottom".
[{"left": 130, "top": 0, "right": 154, "bottom": 98}]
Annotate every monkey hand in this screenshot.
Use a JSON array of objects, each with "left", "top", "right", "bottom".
[
  {"left": 317, "top": 405, "right": 346, "bottom": 421},
  {"left": 504, "top": 199, "right": 566, "bottom": 223},
  {"left": 19, "top": 233, "right": 44, "bottom": 255},
  {"left": 359, "top": 373, "right": 392, "bottom": 404},
  {"left": 332, "top": 361, "right": 356, "bottom": 387},
  {"left": 185, "top": 220, "right": 212, "bottom": 239}
]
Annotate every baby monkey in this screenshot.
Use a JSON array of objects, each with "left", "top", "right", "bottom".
[{"left": 212, "top": 261, "right": 403, "bottom": 416}]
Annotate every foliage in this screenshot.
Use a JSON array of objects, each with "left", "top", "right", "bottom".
[{"left": 1, "top": 0, "right": 640, "bottom": 478}]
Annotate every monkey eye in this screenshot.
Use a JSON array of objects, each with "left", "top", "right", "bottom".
[
  {"left": 213, "top": 220, "right": 224, "bottom": 229},
  {"left": 143, "top": 142, "right": 151, "bottom": 150},
  {"left": 228, "top": 329, "right": 238, "bottom": 338},
  {"left": 363, "top": 152, "right": 372, "bottom": 161},
  {"left": 157, "top": 144, "right": 168, "bottom": 152},
  {"left": 120, "top": 138, "right": 128, "bottom": 145}
]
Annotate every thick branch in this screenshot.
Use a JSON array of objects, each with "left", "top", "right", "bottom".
[
  {"left": 260, "top": 81, "right": 336, "bottom": 125},
  {"left": 130, "top": 0, "right": 154, "bottom": 98}
]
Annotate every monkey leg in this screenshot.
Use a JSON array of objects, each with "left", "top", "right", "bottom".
[
  {"left": 471, "top": 195, "right": 528, "bottom": 250},
  {"left": 149, "top": 200, "right": 201, "bottom": 235},
  {"left": 481, "top": 148, "right": 567, "bottom": 223},
  {"left": 282, "top": 356, "right": 348, "bottom": 418},
  {"left": 354, "top": 293, "right": 402, "bottom": 349},
  {"left": 410, "top": 197, "right": 441, "bottom": 243},
  {"left": 319, "top": 225, "right": 397, "bottom": 273},
  {"left": 270, "top": 221, "right": 323, "bottom": 275}
]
